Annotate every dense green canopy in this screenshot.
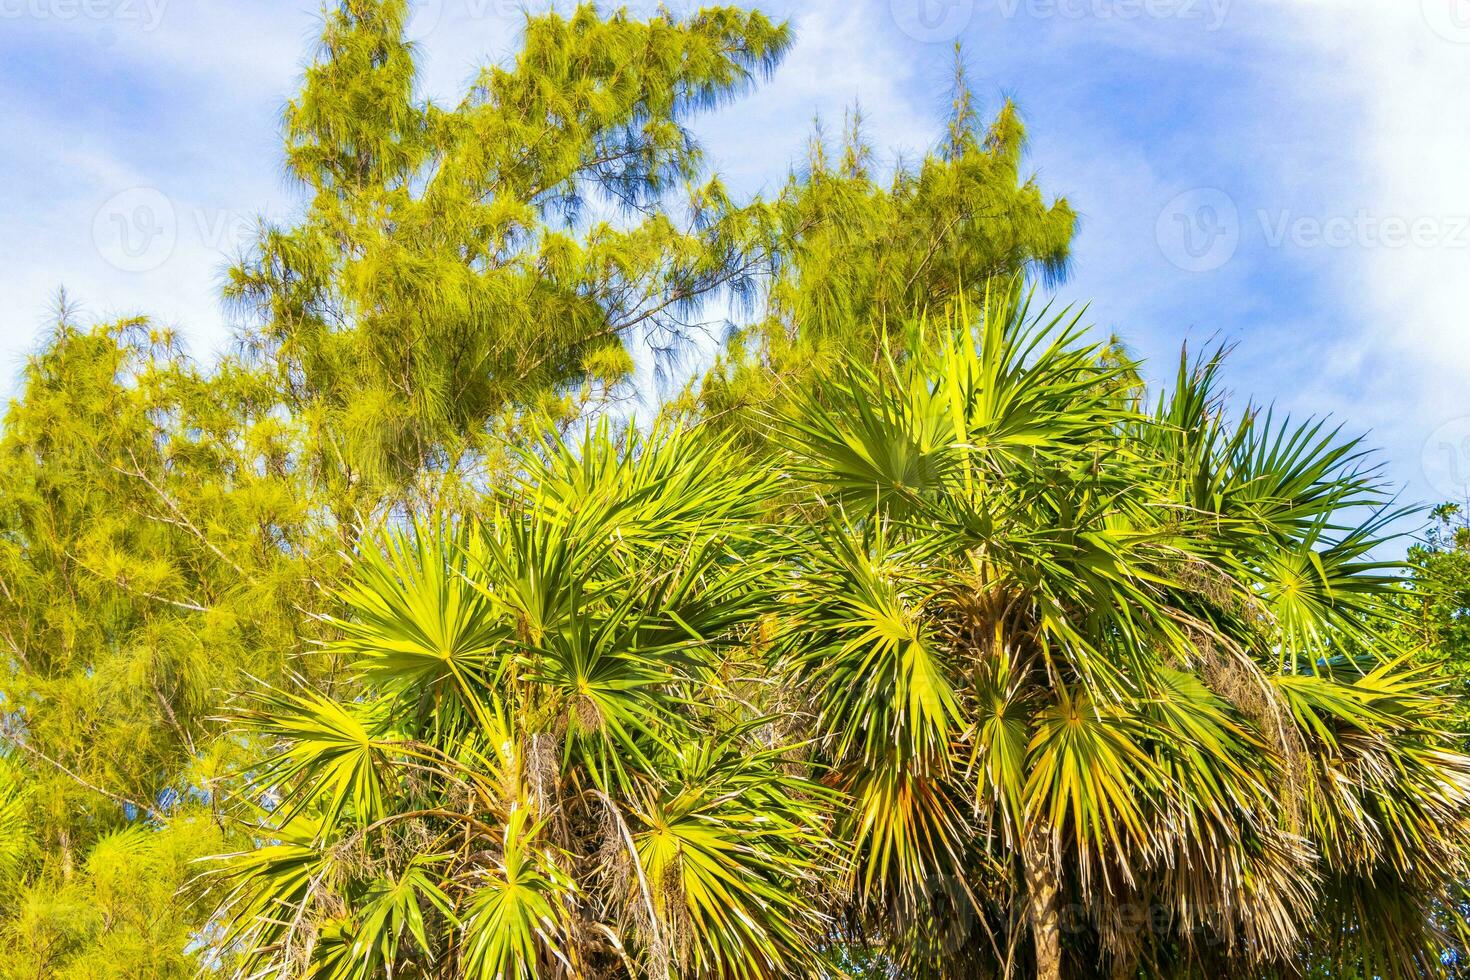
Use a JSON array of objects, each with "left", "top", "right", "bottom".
[
  {"left": 210, "top": 294, "right": 1470, "bottom": 979},
  {"left": 1, "top": 2, "right": 1465, "bottom": 978}
]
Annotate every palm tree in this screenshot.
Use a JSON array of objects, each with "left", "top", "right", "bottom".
[
  {"left": 210, "top": 426, "right": 836, "bottom": 978},
  {"left": 778, "top": 288, "right": 1470, "bottom": 977},
  {"left": 211, "top": 288, "right": 1470, "bottom": 978}
]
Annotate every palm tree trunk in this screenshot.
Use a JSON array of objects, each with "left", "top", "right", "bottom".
[{"left": 1021, "top": 827, "right": 1062, "bottom": 980}]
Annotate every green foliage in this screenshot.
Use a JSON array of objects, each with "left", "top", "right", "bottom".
[
  {"left": 1405, "top": 504, "right": 1470, "bottom": 742},
  {"left": 0, "top": 813, "right": 224, "bottom": 980},
  {"left": 0, "top": 315, "right": 337, "bottom": 977},
  {"left": 213, "top": 293, "right": 1470, "bottom": 979},
  {"left": 210, "top": 427, "right": 835, "bottom": 979},
  {"left": 0, "top": 315, "right": 330, "bottom": 800},
  {"left": 228, "top": 0, "right": 793, "bottom": 511},
  {"left": 5, "top": 2, "right": 1466, "bottom": 978},
  {"left": 691, "top": 52, "right": 1076, "bottom": 443},
  {"left": 770, "top": 291, "right": 1470, "bottom": 979},
  {"left": 0, "top": 5, "right": 816, "bottom": 973}
]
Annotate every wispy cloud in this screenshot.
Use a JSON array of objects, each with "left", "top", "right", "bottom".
[{"left": 1274, "top": 0, "right": 1470, "bottom": 504}]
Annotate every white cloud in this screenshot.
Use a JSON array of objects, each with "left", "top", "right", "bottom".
[{"left": 1273, "top": 0, "right": 1470, "bottom": 503}]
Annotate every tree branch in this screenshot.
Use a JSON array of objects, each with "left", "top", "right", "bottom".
[{"left": 0, "top": 727, "right": 164, "bottom": 821}]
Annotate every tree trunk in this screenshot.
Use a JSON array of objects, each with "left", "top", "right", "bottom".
[{"left": 1021, "top": 827, "right": 1063, "bottom": 980}]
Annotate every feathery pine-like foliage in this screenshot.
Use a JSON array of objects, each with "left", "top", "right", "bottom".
[
  {"left": 214, "top": 290, "right": 1470, "bottom": 979},
  {"left": 692, "top": 53, "right": 1076, "bottom": 442},
  {"left": 0, "top": 3, "right": 812, "bottom": 973},
  {"left": 0, "top": 312, "right": 334, "bottom": 976},
  {"left": 227, "top": 0, "right": 792, "bottom": 514}
]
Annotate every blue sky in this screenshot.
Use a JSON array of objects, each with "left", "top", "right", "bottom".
[{"left": 2, "top": 0, "right": 1468, "bottom": 539}]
